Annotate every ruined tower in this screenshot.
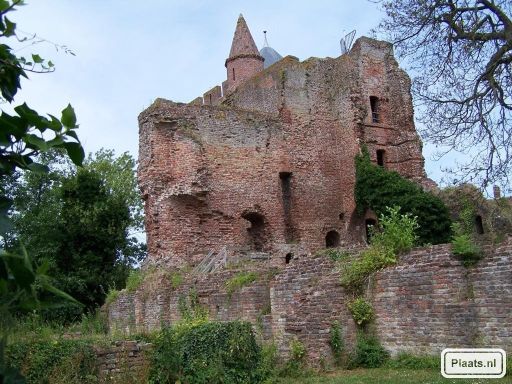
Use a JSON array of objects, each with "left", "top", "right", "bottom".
[
  {"left": 222, "top": 14, "right": 264, "bottom": 95},
  {"left": 138, "top": 16, "right": 428, "bottom": 269}
]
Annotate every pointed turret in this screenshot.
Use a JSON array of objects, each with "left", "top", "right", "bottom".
[{"left": 223, "top": 14, "right": 264, "bottom": 95}]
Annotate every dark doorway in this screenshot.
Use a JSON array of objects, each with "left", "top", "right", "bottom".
[
  {"left": 475, "top": 215, "right": 484, "bottom": 234},
  {"left": 242, "top": 212, "right": 266, "bottom": 251},
  {"left": 376, "top": 149, "right": 385, "bottom": 167},
  {"left": 365, "top": 219, "right": 377, "bottom": 243},
  {"left": 325, "top": 230, "right": 340, "bottom": 248},
  {"left": 285, "top": 253, "right": 293, "bottom": 264}
]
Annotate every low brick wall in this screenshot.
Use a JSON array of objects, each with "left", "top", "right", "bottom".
[
  {"left": 373, "top": 239, "right": 512, "bottom": 355},
  {"left": 107, "top": 238, "right": 512, "bottom": 364},
  {"left": 95, "top": 341, "right": 152, "bottom": 382}
]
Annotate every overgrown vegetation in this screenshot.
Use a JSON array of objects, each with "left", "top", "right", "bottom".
[
  {"left": 225, "top": 271, "right": 258, "bottom": 298},
  {"left": 340, "top": 206, "right": 417, "bottom": 289},
  {"left": 329, "top": 321, "right": 344, "bottom": 366},
  {"left": 177, "top": 288, "right": 209, "bottom": 322},
  {"left": 6, "top": 339, "right": 97, "bottom": 384},
  {"left": 451, "top": 224, "right": 482, "bottom": 267},
  {"left": 355, "top": 149, "right": 451, "bottom": 245},
  {"left": 351, "top": 332, "right": 389, "bottom": 368},
  {"left": 149, "top": 321, "right": 267, "bottom": 384},
  {"left": 281, "top": 338, "right": 307, "bottom": 377},
  {"left": 125, "top": 269, "right": 144, "bottom": 292},
  {"left": 347, "top": 298, "right": 374, "bottom": 326}
]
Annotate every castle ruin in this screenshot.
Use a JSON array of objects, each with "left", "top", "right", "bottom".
[
  {"left": 138, "top": 15, "right": 427, "bottom": 269},
  {"left": 108, "top": 15, "right": 512, "bottom": 363}
]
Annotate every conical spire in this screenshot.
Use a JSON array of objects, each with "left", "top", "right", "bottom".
[
  {"left": 227, "top": 14, "right": 262, "bottom": 60},
  {"left": 223, "top": 14, "right": 264, "bottom": 95}
]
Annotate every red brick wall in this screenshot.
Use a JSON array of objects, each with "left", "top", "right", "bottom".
[
  {"left": 139, "top": 37, "right": 426, "bottom": 269},
  {"left": 107, "top": 239, "right": 512, "bottom": 363}
]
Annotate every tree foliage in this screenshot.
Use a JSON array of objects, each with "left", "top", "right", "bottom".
[
  {"left": 376, "top": 0, "right": 512, "bottom": 190},
  {"left": 6, "top": 150, "right": 145, "bottom": 321}
]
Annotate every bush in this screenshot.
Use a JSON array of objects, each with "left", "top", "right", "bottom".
[
  {"left": 340, "top": 244, "right": 395, "bottom": 288},
  {"left": 105, "top": 289, "right": 120, "bottom": 305},
  {"left": 225, "top": 272, "right": 258, "bottom": 298},
  {"left": 355, "top": 150, "right": 452, "bottom": 245},
  {"left": 149, "top": 321, "right": 267, "bottom": 384},
  {"left": 347, "top": 298, "right": 374, "bottom": 326},
  {"left": 340, "top": 207, "right": 416, "bottom": 289},
  {"left": 351, "top": 332, "right": 389, "bottom": 368},
  {"left": 318, "top": 249, "right": 350, "bottom": 262},
  {"left": 451, "top": 223, "right": 482, "bottom": 267},
  {"left": 6, "top": 339, "right": 97, "bottom": 384},
  {"left": 329, "top": 321, "right": 344, "bottom": 365},
  {"left": 385, "top": 353, "right": 439, "bottom": 370},
  {"left": 371, "top": 206, "right": 418, "bottom": 255},
  {"left": 125, "top": 269, "right": 144, "bottom": 292},
  {"left": 281, "top": 338, "right": 307, "bottom": 377}
]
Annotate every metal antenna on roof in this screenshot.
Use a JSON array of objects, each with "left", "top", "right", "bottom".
[
  {"left": 263, "top": 30, "right": 269, "bottom": 47},
  {"left": 340, "top": 30, "right": 356, "bottom": 54}
]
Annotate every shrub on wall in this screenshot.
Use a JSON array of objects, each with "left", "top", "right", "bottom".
[
  {"left": 329, "top": 321, "right": 344, "bottom": 365},
  {"left": 340, "top": 207, "right": 417, "bottom": 288},
  {"left": 355, "top": 149, "right": 452, "bottom": 245},
  {"left": 451, "top": 223, "right": 483, "bottom": 267},
  {"left": 149, "top": 321, "right": 266, "bottom": 384},
  {"left": 225, "top": 271, "right": 258, "bottom": 298},
  {"left": 6, "top": 339, "right": 97, "bottom": 384},
  {"left": 347, "top": 298, "right": 374, "bottom": 326}
]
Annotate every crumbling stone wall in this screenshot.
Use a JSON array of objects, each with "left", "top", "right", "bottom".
[
  {"left": 107, "top": 238, "right": 512, "bottom": 363},
  {"left": 95, "top": 341, "right": 151, "bottom": 382}
]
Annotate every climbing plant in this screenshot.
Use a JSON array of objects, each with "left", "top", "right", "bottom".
[{"left": 355, "top": 149, "right": 451, "bottom": 245}]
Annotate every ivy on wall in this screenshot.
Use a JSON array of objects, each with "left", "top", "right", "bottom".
[{"left": 355, "top": 149, "right": 452, "bottom": 245}]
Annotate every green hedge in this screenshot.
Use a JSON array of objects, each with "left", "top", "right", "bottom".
[
  {"left": 355, "top": 150, "right": 452, "bottom": 245},
  {"left": 149, "top": 320, "right": 267, "bottom": 384},
  {"left": 6, "top": 339, "right": 97, "bottom": 384}
]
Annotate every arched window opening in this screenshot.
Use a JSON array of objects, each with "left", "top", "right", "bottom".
[
  {"left": 377, "top": 149, "right": 386, "bottom": 167},
  {"left": 325, "top": 230, "right": 340, "bottom": 248},
  {"left": 365, "top": 219, "right": 377, "bottom": 244},
  {"left": 285, "top": 253, "right": 293, "bottom": 264},
  {"left": 370, "top": 96, "right": 380, "bottom": 123},
  {"left": 475, "top": 215, "right": 484, "bottom": 234},
  {"left": 242, "top": 212, "right": 266, "bottom": 251}
]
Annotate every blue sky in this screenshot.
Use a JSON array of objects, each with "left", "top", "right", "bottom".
[{"left": 10, "top": 1, "right": 446, "bottom": 183}]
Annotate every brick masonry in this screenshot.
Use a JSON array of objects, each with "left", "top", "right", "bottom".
[
  {"left": 107, "top": 237, "right": 512, "bottom": 363},
  {"left": 95, "top": 341, "right": 152, "bottom": 382},
  {"left": 117, "top": 15, "right": 512, "bottom": 369},
  {"left": 139, "top": 35, "right": 427, "bottom": 269}
]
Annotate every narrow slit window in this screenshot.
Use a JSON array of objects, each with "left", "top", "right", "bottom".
[
  {"left": 377, "top": 149, "right": 385, "bottom": 167},
  {"left": 475, "top": 215, "right": 484, "bottom": 234},
  {"left": 232, "top": 68, "right": 236, "bottom": 81},
  {"left": 370, "top": 96, "right": 380, "bottom": 123}
]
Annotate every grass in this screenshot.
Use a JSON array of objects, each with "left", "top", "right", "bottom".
[{"left": 276, "top": 368, "right": 512, "bottom": 383}]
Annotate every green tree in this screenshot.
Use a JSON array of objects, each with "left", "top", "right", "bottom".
[
  {"left": 7, "top": 150, "right": 145, "bottom": 321},
  {"left": 375, "top": 0, "right": 512, "bottom": 190}
]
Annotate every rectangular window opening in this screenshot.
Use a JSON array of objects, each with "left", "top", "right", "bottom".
[
  {"left": 370, "top": 96, "right": 380, "bottom": 123},
  {"left": 279, "top": 172, "right": 296, "bottom": 242}
]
